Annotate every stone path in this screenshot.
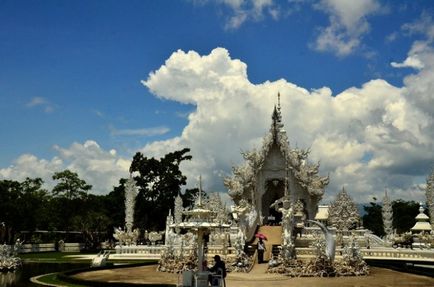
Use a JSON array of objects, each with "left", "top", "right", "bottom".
[
  {"left": 72, "top": 264, "right": 434, "bottom": 287},
  {"left": 251, "top": 225, "right": 282, "bottom": 261}
]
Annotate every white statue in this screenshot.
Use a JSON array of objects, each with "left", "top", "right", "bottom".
[
  {"left": 308, "top": 220, "right": 336, "bottom": 262},
  {"left": 233, "top": 199, "right": 252, "bottom": 234},
  {"left": 235, "top": 228, "right": 246, "bottom": 256},
  {"left": 271, "top": 195, "right": 294, "bottom": 260}
]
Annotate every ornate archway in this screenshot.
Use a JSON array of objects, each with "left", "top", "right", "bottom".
[{"left": 262, "top": 179, "right": 285, "bottom": 225}]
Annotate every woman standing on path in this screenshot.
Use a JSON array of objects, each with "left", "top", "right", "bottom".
[{"left": 257, "top": 238, "right": 266, "bottom": 263}]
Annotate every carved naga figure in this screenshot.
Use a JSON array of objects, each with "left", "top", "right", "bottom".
[{"left": 307, "top": 220, "right": 335, "bottom": 262}]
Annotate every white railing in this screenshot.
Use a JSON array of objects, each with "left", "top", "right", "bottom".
[
  {"left": 20, "top": 243, "right": 55, "bottom": 253},
  {"left": 207, "top": 245, "right": 236, "bottom": 256},
  {"left": 364, "top": 233, "right": 386, "bottom": 247},
  {"left": 19, "top": 242, "right": 84, "bottom": 253},
  {"left": 113, "top": 245, "right": 164, "bottom": 258},
  {"left": 361, "top": 248, "right": 434, "bottom": 260},
  {"left": 293, "top": 247, "right": 434, "bottom": 261},
  {"left": 111, "top": 244, "right": 238, "bottom": 260}
]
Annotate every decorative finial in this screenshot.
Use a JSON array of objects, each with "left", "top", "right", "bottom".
[
  {"left": 198, "top": 175, "right": 203, "bottom": 207},
  {"left": 419, "top": 202, "right": 424, "bottom": 213},
  {"left": 284, "top": 167, "right": 289, "bottom": 197},
  {"left": 276, "top": 92, "right": 282, "bottom": 125},
  {"left": 278, "top": 92, "right": 281, "bottom": 110}
]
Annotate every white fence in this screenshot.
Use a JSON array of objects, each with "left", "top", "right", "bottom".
[
  {"left": 361, "top": 248, "right": 434, "bottom": 261},
  {"left": 111, "top": 244, "right": 238, "bottom": 260},
  {"left": 112, "top": 245, "right": 164, "bottom": 259},
  {"left": 295, "top": 247, "right": 434, "bottom": 261},
  {"left": 19, "top": 242, "right": 84, "bottom": 253}
]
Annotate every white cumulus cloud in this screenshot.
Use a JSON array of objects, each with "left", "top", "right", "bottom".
[
  {"left": 195, "top": 0, "right": 278, "bottom": 29},
  {"left": 110, "top": 126, "right": 170, "bottom": 137},
  {"left": 4, "top": 36, "right": 434, "bottom": 204},
  {"left": 141, "top": 47, "right": 434, "bottom": 203},
  {"left": 26, "top": 97, "right": 55, "bottom": 113},
  {"left": 312, "top": 0, "right": 382, "bottom": 56},
  {"left": 0, "top": 141, "right": 130, "bottom": 195}
]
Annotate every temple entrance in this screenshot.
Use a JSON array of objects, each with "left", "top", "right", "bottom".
[{"left": 262, "top": 179, "right": 285, "bottom": 225}]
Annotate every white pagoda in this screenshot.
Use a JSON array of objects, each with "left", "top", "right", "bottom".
[{"left": 411, "top": 203, "right": 433, "bottom": 234}]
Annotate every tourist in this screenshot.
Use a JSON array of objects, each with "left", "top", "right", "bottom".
[
  {"left": 208, "top": 255, "right": 226, "bottom": 286},
  {"left": 257, "top": 238, "right": 266, "bottom": 263}
]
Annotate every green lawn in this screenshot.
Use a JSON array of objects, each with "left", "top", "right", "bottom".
[
  {"left": 19, "top": 251, "right": 157, "bottom": 264},
  {"left": 24, "top": 253, "right": 159, "bottom": 286},
  {"left": 19, "top": 252, "right": 89, "bottom": 262}
]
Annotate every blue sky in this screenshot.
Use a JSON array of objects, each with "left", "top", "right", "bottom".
[{"left": 1, "top": 0, "right": 434, "bottom": 203}]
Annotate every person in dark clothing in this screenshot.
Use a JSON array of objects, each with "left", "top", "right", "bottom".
[
  {"left": 208, "top": 255, "right": 226, "bottom": 286},
  {"left": 257, "top": 238, "right": 266, "bottom": 263}
]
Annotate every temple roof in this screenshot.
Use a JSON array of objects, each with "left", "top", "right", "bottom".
[{"left": 315, "top": 205, "right": 329, "bottom": 220}]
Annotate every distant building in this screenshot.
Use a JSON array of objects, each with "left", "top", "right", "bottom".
[{"left": 314, "top": 205, "right": 329, "bottom": 225}]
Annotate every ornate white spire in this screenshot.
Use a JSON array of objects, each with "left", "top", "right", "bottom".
[
  {"left": 124, "top": 174, "right": 138, "bottom": 233},
  {"left": 277, "top": 92, "right": 281, "bottom": 117},
  {"left": 198, "top": 175, "right": 203, "bottom": 207},
  {"left": 382, "top": 189, "right": 393, "bottom": 237},
  {"left": 174, "top": 193, "right": 183, "bottom": 224},
  {"left": 425, "top": 170, "right": 434, "bottom": 229},
  {"left": 328, "top": 187, "right": 360, "bottom": 230}
]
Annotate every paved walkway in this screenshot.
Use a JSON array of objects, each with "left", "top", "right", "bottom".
[{"left": 72, "top": 264, "right": 434, "bottom": 287}]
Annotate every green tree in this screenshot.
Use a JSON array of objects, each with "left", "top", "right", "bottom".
[
  {"left": 51, "top": 170, "right": 92, "bottom": 231},
  {"left": 362, "top": 198, "right": 384, "bottom": 237},
  {"left": 130, "top": 148, "right": 192, "bottom": 231},
  {"left": 181, "top": 187, "right": 209, "bottom": 209},
  {"left": 392, "top": 200, "right": 419, "bottom": 233},
  {"left": 52, "top": 170, "right": 92, "bottom": 200},
  {"left": 18, "top": 177, "right": 49, "bottom": 231},
  {"left": 71, "top": 208, "right": 110, "bottom": 250},
  {"left": 0, "top": 178, "right": 51, "bottom": 242},
  {"left": 103, "top": 178, "right": 127, "bottom": 231},
  {"left": 0, "top": 179, "right": 21, "bottom": 243}
]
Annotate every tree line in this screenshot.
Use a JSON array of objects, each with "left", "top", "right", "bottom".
[
  {"left": 0, "top": 148, "right": 199, "bottom": 247},
  {"left": 362, "top": 199, "right": 422, "bottom": 237},
  {"left": 1, "top": 146, "right": 425, "bottom": 246}
]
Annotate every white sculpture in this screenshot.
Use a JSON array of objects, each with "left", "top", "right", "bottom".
[
  {"left": 174, "top": 194, "right": 183, "bottom": 225},
  {"left": 233, "top": 199, "right": 257, "bottom": 236},
  {"left": 0, "top": 243, "right": 22, "bottom": 271},
  {"left": 124, "top": 175, "right": 138, "bottom": 233},
  {"left": 234, "top": 228, "right": 246, "bottom": 257},
  {"left": 308, "top": 220, "right": 336, "bottom": 262},
  {"left": 328, "top": 187, "right": 360, "bottom": 230},
  {"left": 382, "top": 189, "right": 393, "bottom": 239},
  {"left": 425, "top": 170, "right": 434, "bottom": 229},
  {"left": 148, "top": 231, "right": 164, "bottom": 244},
  {"left": 113, "top": 227, "right": 139, "bottom": 246},
  {"left": 113, "top": 175, "right": 140, "bottom": 246},
  {"left": 91, "top": 250, "right": 110, "bottom": 267},
  {"left": 271, "top": 194, "right": 294, "bottom": 260}
]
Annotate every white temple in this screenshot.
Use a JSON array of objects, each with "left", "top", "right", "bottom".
[
  {"left": 111, "top": 94, "right": 434, "bottom": 275},
  {"left": 224, "top": 94, "right": 329, "bottom": 241}
]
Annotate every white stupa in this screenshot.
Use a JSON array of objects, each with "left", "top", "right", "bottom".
[{"left": 411, "top": 202, "right": 432, "bottom": 234}]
